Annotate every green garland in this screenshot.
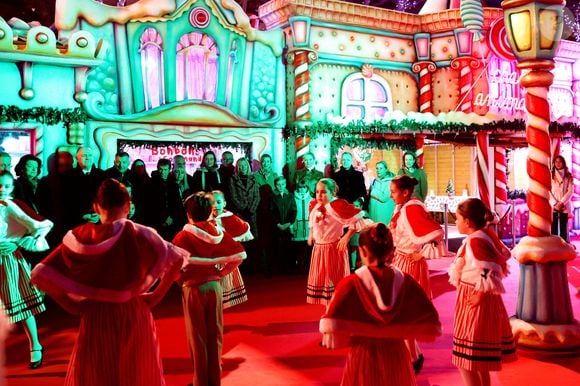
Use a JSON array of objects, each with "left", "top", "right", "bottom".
[
  {"left": 0, "top": 105, "right": 87, "bottom": 126},
  {"left": 285, "top": 119, "right": 472, "bottom": 138},
  {"left": 285, "top": 118, "right": 580, "bottom": 143}
]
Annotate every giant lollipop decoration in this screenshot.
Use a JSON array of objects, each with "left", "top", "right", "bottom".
[
  {"left": 460, "top": 0, "right": 485, "bottom": 41},
  {"left": 488, "top": 17, "right": 516, "bottom": 61}
]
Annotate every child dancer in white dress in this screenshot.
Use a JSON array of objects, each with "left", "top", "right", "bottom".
[
  {"left": 389, "top": 174, "right": 444, "bottom": 373},
  {"left": 32, "top": 179, "right": 185, "bottom": 386},
  {"left": 449, "top": 198, "right": 516, "bottom": 386},
  {"left": 307, "top": 178, "right": 369, "bottom": 305},
  {"left": 0, "top": 171, "right": 52, "bottom": 369},
  {"left": 320, "top": 223, "right": 441, "bottom": 386},
  {"left": 212, "top": 190, "right": 252, "bottom": 308},
  {"left": 173, "top": 192, "right": 244, "bottom": 386}
]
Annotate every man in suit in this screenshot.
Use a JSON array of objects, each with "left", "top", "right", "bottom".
[
  {"left": 64, "top": 146, "right": 105, "bottom": 228},
  {"left": 332, "top": 151, "right": 367, "bottom": 204},
  {"left": 105, "top": 151, "right": 131, "bottom": 185}
]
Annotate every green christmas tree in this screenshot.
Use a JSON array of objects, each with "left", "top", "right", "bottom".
[{"left": 446, "top": 179, "right": 454, "bottom": 196}]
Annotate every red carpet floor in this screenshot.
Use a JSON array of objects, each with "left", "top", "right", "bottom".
[{"left": 5, "top": 255, "right": 580, "bottom": 386}]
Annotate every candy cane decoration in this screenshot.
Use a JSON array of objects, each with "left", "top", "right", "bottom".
[
  {"left": 293, "top": 50, "right": 310, "bottom": 122},
  {"left": 494, "top": 147, "right": 508, "bottom": 214},
  {"left": 521, "top": 66, "right": 554, "bottom": 237},
  {"left": 476, "top": 132, "right": 491, "bottom": 209},
  {"left": 415, "top": 135, "right": 425, "bottom": 168},
  {"left": 411, "top": 62, "right": 436, "bottom": 113},
  {"left": 295, "top": 135, "right": 311, "bottom": 164},
  {"left": 451, "top": 57, "right": 480, "bottom": 113}
]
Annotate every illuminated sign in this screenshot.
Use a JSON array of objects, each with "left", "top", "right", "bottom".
[
  {"left": 474, "top": 65, "right": 526, "bottom": 112},
  {"left": 118, "top": 140, "right": 252, "bottom": 176}
]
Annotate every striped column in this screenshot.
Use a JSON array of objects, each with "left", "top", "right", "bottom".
[
  {"left": 494, "top": 147, "right": 508, "bottom": 211},
  {"left": 451, "top": 57, "right": 480, "bottom": 113},
  {"left": 293, "top": 50, "right": 311, "bottom": 122},
  {"left": 520, "top": 66, "right": 554, "bottom": 237},
  {"left": 295, "top": 135, "right": 311, "bottom": 164},
  {"left": 415, "top": 135, "right": 425, "bottom": 168},
  {"left": 411, "top": 61, "right": 436, "bottom": 113},
  {"left": 476, "top": 132, "right": 491, "bottom": 209}
]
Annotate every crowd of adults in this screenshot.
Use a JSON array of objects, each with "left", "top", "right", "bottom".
[{"left": 0, "top": 147, "right": 423, "bottom": 274}]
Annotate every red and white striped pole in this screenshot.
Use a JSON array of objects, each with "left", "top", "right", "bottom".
[
  {"left": 411, "top": 62, "right": 436, "bottom": 113},
  {"left": 476, "top": 132, "right": 491, "bottom": 209},
  {"left": 521, "top": 67, "right": 554, "bottom": 237},
  {"left": 292, "top": 50, "right": 311, "bottom": 122},
  {"left": 451, "top": 57, "right": 480, "bottom": 113},
  {"left": 494, "top": 147, "right": 508, "bottom": 212}
]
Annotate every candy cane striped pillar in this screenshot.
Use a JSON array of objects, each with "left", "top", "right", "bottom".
[
  {"left": 411, "top": 62, "right": 436, "bottom": 113},
  {"left": 494, "top": 147, "right": 508, "bottom": 212},
  {"left": 520, "top": 66, "right": 554, "bottom": 237},
  {"left": 415, "top": 135, "right": 425, "bottom": 168},
  {"left": 476, "top": 132, "right": 491, "bottom": 209},
  {"left": 511, "top": 62, "right": 578, "bottom": 343},
  {"left": 288, "top": 50, "right": 311, "bottom": 122},
  {"left": 450, "top": 57, "right": 480, "bottom": 113}
]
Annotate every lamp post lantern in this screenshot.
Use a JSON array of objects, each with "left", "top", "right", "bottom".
[{"left": 501, "top": 0, "right": 580, "bottom": 351}]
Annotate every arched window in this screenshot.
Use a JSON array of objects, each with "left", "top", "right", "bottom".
[
  {"left": 341, "top": 73, "right": 392, "bottom": 120},
  {"left": 139, "top": 28, "right": 165, "bottom": 110},
  {"left": 176, "top": 32, "right": 219, "bottom": 102}
]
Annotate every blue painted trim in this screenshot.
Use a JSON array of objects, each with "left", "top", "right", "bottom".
[{"left": 435, "top": 60, "right": 452, "bottom": 67}]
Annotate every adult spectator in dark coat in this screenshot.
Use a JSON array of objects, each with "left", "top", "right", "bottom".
[
  {"left": 228, "top": 157, "right": 261, "bottom": 273},
  {"left": 148, "top": 158, "right": 184, "bottom": 240},
  {"left": 128, "top": 159, "right": 151, "bottom": 225},
  {"left": 254, "top": 154, "right": 278, "bottom": 275},
  {"left": 13, "top": 154, "right": 42, "bottom": 214},
  {"left": 332, "top": 151, "right": 367, "bottom": 204},
  {"left": 192, "top": 150, "right": 222, "bottom": 193},
  {"left": 174, "top": 166, "right": 195, "bottom": 202},
  {"left": 270, "top": 176, "right": 297, "bottom": 273},
  {"left": 105, "top": 151, "right": 131, "bottom": 186},
  {"left": 228, "top": 158, "right": 260, "bottom": 235},
  {"left": 63, "top": 146, "right": 106, "bottom": 229},
  {"left": 218, "top": 151, "right": 235, "bottom": 205},
  {"left": 37, "top": 150, "right": 74, "bottom": 247}
]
